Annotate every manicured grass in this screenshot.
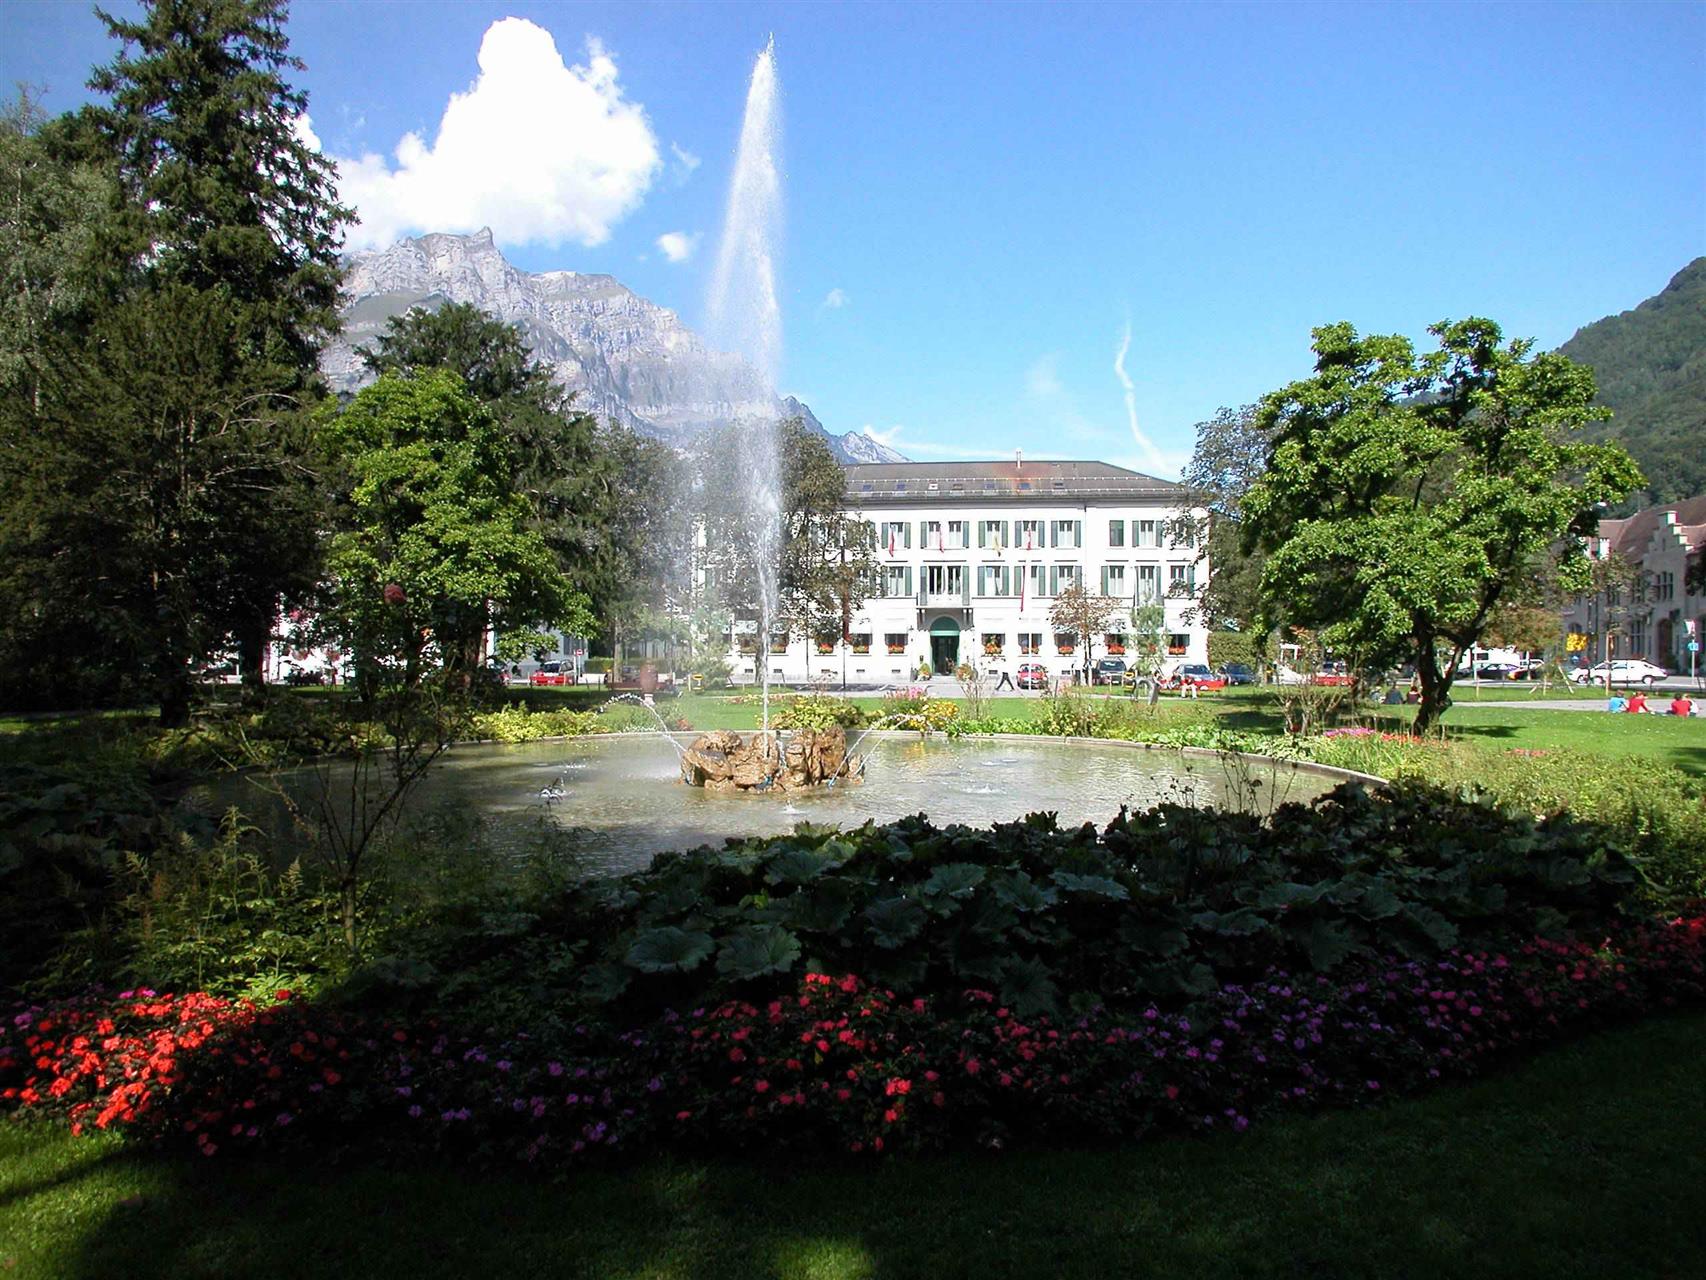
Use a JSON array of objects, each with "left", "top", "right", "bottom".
[
  {"left": 3, "top": 1013, "right": 1702, "bottom": 1279},
  {"left": 1368, "top": 702, "right": 1706, "bottom": 776}
]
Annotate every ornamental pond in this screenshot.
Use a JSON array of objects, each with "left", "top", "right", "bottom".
[{"left": 201, "top": 734, "right": 1347, "bottom": 879}]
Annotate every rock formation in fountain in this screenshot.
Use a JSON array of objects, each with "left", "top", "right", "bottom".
[
  {"left": 319, "top": 230, "right": 904, "bottom": 466},
  {"left": 679, "top": 727, "right": 857, "bottom": 791}
]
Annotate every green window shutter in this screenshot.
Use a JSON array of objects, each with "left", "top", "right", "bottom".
[
  {"left": 978, "top": 523, "right": 987, "bottom": 548},
  {"left": 1048, "top": 566, "right": 1058, "bottom": 595},
  {"left": 919, "top": 520, "right": 928, "bottom": 546},
  {"left": 1001, "top": 566, "right": 1011, "bottom": 596},
  {"left": 1073, "top": 520, "right": 1082, "bottom": 547},
  {"left": 1050, "top": 521, "right": 1058, "bottom": 548},
  {"left": 1100, "top": 567, "right": 1109, "bottom": 594},
  {"left": 905, "top": 567, "right": 914, "bottom": 596}
]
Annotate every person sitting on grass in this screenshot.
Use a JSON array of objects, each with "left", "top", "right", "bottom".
[
  {"left": 1607, "top": 692, "right": 1628, "bottom": 713},
  {"left": 1670, "top": 694, "right": 1695, "bottom": 717},
  {"left": 1626, "top": 691, "right": 1650, "bottom": 714}
]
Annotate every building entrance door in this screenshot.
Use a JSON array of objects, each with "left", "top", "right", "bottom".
[{"left": 929, "top": 616, "right": 961, "bottom": 675}]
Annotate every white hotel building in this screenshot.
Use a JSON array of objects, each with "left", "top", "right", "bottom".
[{"left": 730, "top": 459, "right": 1211, "bottom": 686}]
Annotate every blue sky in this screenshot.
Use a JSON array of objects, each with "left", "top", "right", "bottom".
[{"left": 6, "top": 0, "right": 1703, "bottom": 475}]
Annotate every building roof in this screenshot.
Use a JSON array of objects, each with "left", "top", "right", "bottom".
[
  {"left": 841, "top": 459, "right": 1185, "bottom": 505},
  {"left": 1597, "top": 495, "right": 1706, "bottom": 559}
]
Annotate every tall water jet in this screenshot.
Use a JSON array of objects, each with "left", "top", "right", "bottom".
[{"left": 706, "top": 36, "right": 784, "bottom": 735}]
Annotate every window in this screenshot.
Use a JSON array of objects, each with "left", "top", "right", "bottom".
[
  {"left": 981, "top": 632, "right": 1006, "bottom": 655},
  {"left": 849, "top": 632, "right": 871, "bottom": 655},
  {"left": 1108, "top": 519, "right": 1125, "bottom": 547},
  {"left": 1101, "top": 565, "right": 1127, "bottom": 597},
  {"left": 1165, "top": 516, "right": 1196, "bottom": 549},
  {"left": 1168, "top": 563, "right": 1195, "bottom": 595},
  {"left": 1051, "top": 519, "right": 1082, "bottom": 549},
  {"left": 1055, "top": 632, "right": 1077, "bottom": 655},
  {"left": 1167, "top": 633, "right": 1189, "bottom": 656},
  {"left": 879, "top": 521, "right": 911, "bottom": 552},
  {"left": 1018, "top": 632, "right": 1042, "bottom": 655},
  {"left": 1656, "top": 571, "right": 1675, "bottom": 601},
  {"left": 883, "top": 565, "right": 913, "bottom": 597},
  {"left": 1026, "top": 563, "right": 1046, "bottom": 599},
  {"left": 977, "top": 564, "right": 1012, "bottom": 597},
  {"left": 1104, "top": 632, "right": 1127, "bottom": 655},
  {"left": 978, "top": 519, "right": 1008, "bottom": 549},
  {"left": 1016, "top": 518, "right": 1042, "bottom": 550},
  {"left": 1049, "top": 564, "right": 1080, "bottom": 595},
  {"left": 924, "top": 520, "right": 942, "bottom": 550},
  {"left": 947, "top": 519, "right": 968, "bottom": 548},
  {"left": 885, "top": 632, "right": 909, "bottom": 655},
  {"left": 1135, "top": 564, "right": 1160, "bottom": 604},
  {"left": 1137, "top": 519, "right": 1158, "bottom": 548}
]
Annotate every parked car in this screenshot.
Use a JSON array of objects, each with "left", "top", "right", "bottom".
[
  {"left": 1571, "top": 659, "right": 1669, "bottom": 686},
  {"left": 1016, "top": 662, "right": 1049, "bottom": 690},
  {"left": 1311, "top": 668, "right": 1354, "bottom": 686},
  {"left": 1474, "top": 662, "right": 1524, "bottom": 681},
  {"left": 1219, "top": 663, "right": 1257, "bottom": 686},
  {"left": 1164, "top": 663, "right": 1228, "bottom": 691},
  {"left": 1093, "top": 657, "right": 1127, "bottom": 685},
  {"left": 529, "top": 660, "right": 573, "bottom": 687}
]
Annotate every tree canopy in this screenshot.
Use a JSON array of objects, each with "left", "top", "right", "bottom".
[
  {"left": 316, "top": 371, "right": 590, "bottom": 690},
  {"left": 1241, "top": 318, "right": 1641, "bottom": 733}
]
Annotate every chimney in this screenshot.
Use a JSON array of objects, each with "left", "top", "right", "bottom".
[{"left": 1015, "top": 449, "right": 1023, "bottom": 473}]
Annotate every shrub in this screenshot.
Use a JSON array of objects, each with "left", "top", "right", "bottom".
[
  {"left": 518, "top": 782, "right": 1648, "bottom": 1021},
  {"left": 769, "top": 695, "right": 868, "bottom": 731},
  {"left": 470, "top": 707, "right": 605, "bottom": 743},
  {"left": 1207, "top": 631, "right": 1260, "bottom": 670}
]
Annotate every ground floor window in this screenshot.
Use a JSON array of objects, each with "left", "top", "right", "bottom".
[
  {"left": 1168, "top": 633, "right": 1189, "bottom": 656},
  {"left": 849, "top": 632, "right": 871, "bottom": 654},
  {"left": 1018, "top": 632, "right": 1042, "bottom": 655},
  {"left": 885, "top": 632, "right": 909, "bottom": 655},
  {"left": 1056, "top": 632, "right": 1077, "bottom": 655},
  {"left": 1105, "top": 633, "right": 1127, "bottom": 655},
  {"left": 981, "top": 632, "right": 1005, "bottom": 656}
]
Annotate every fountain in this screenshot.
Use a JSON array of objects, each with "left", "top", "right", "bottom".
[{"left": 702, "top": 35, "right": 787, "bottom": 779}]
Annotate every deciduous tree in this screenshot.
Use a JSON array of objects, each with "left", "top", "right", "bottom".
[{"left": 1241, "top": 318, "right": 1641, "bottom": 733}]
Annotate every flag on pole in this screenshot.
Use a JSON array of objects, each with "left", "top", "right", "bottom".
[
  {"left": 887, "top": 526, "right": 896, "bottom": 558},
  {"left": 1019, "top": 566, "right": 1026, "bottom": 613}
]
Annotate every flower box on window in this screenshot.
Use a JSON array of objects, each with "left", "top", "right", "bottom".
[
  {"left": 887, "top": 644, "right": 907, "bottom": 655},
  {"left": 1107, "top": 644, "right": 1126, "bottom": 655},
  {"left": 1167, "top": 645, "right": 1187, "bottom": 655},
  {"left": 983, "top": 643, "right": 1003, "bottom": 657},
  {"left": 1020, "top": 644, "right": 1039, "bottom": 655},
  {"left": 852, "top": 642, "right": 870, "bottom": 655},
  {"left": 816, "top": 640, "right": 836, "bottom": 655},
  {"left": 1057, "top": 645, "right": 1076, "bottom": 656},
  {"left": 770, "top": 641, "right": 789, "bottom": 655}
]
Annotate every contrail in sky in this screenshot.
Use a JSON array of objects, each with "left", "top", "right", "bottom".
[{"left": 1114, "top": 321, "right": 1168, "bottom": 475}]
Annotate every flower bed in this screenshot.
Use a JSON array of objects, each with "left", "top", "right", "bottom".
[{"left": 5, "top": 917, "right": 1702, "bottom": 1164}]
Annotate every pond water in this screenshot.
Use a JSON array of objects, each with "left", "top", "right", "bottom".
[{"left": 195, "top": 735, "right": 1339, "bottom": 879}]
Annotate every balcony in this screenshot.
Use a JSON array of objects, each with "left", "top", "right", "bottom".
[{"left": 916, "top": 583, "right": 971, "bottom": 607}]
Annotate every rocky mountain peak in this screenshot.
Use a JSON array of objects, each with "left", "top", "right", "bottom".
[{"left": 322, "top": 231, "right": 906, "bottom": 464}]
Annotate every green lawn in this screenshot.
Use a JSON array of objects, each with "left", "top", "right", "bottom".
[{"left": 3, "top": 1013, "right": 1702, "bottom": 1279}]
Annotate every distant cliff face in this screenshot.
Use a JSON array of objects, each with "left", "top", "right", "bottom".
[{"left": 322, "top": 230, "right": 905, "bottom": 464}]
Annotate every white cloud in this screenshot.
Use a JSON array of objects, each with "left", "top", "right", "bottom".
[
  {"left": 656, "top": 231, "right": 700, "bottom": 263},
  {"left": 1114, "top": 322, "right": 1170, "bottom": 475},
  {"left": 1025, "top": 354, "right": 1062, "bottom": 398},
  {"left": 860, "top": 424, "right": 903, "bottom": 446},
  {"left": 859, "top": 425, "right": 996, "bottom": 459},
  {"left": 331, "top": 20, "right": 660, "bottom": 251},
  {"left": 669, "top": 142, "right": 701, "bottom": 184},
  {"left": 821, "top": 287, "right": 849, "bottom": 310},
  {"left": 290, "top": 113, "right": 322, "bottom": 152}
]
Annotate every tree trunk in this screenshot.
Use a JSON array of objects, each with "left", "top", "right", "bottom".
[
  {"left": 1413, "top": 657, "right": 1450, "bottom": 736},
  {"left": 236, "top": 611, "right": 269, "bottom": 697},
  {"left": 158, "top": 665, "right": 191, "bottom": 729},
  {"left": 341, "top": 876, "right": 360, "bottom": 959}
]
